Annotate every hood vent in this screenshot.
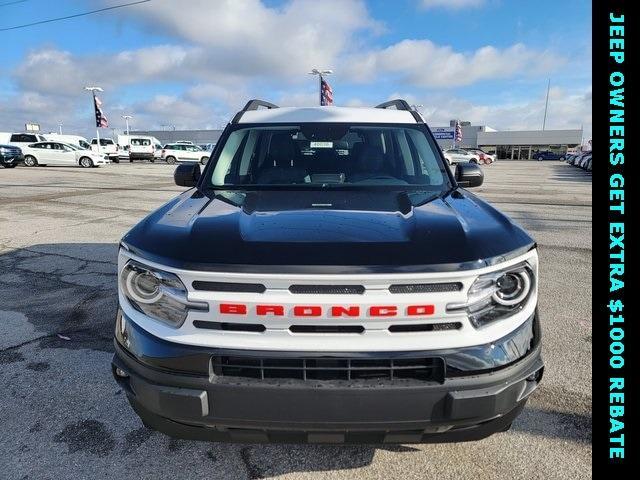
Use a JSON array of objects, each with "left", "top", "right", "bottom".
[
  {"left": 389, "top": 282, "right": 462, "bottom": 294},
  {"left": 192, "top": 281, "right": 266, "bottom": 293},
  {"left": 289, "top": 284, "right": 365, "bottom": 295}
]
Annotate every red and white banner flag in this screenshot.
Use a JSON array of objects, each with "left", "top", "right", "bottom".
[
  {"left": 94, "top": 95, "right": 109, "bottom": 128},
  {"left": 321, "top": 78, "right": 333, "bottom": 106}
]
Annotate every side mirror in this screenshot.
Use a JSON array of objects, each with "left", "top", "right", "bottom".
[
  {"left": 174, "top": 163, "right": 201, "bottom": 187},
  {"left": 455, "top": 162, "right": 484, "bottom": 188}
]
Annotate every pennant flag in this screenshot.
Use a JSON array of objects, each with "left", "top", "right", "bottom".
[
  {"left": 94, "top": 95, "right": 109, "bottom": 128},
  {"left": 455, "top": 120, "right": 462, "bottom": 142},
  {"left": 320, "top": 78, "right": 333, "bottom": 106}
]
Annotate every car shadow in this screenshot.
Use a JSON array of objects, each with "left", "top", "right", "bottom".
[{"left": 549, "top": 163, "right": 592, "bottom": 183}]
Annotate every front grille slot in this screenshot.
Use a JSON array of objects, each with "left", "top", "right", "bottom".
[
  {"left": 193, "top": 321, "right": 265, "bottom": 332},
  {"left": 388, "top": 322, "right": 462, "bottom": 333},
  {"left": 289, "top": 285, "right": 365, "bottom": 295},
  {"left": 211, "top": 355, "right": 445, "bottom": 383},
  {"left": 289, "top": 325, "right": 364, "bottom": 334},
  {"left": 192, "top": 281, "right": 266, "bottom": 293},
  {"left": 389, "top": 282, "right": 462, "bottom": 294}
]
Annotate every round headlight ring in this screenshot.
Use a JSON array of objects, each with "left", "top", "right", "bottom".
[
  {"left": 492, "top": 270, "right": 531, "bottom": 306},
  {"left": 125, "top": 267, "right": 162, "bottom": 304}
]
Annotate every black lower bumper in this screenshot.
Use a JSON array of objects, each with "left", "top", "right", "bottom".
[
  {"left": 112, "top": 312, "right": 543, "bottom": 444},
  {"left": 0, "top": 154, "right": 23, "bottom": 166},
  {"left": 129, "top": 153, "right": 154, "bottom": 160}
]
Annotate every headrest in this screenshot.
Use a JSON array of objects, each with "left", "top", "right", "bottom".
[{"left": 268, "top": 133, "right": 295, "bottom": 167}]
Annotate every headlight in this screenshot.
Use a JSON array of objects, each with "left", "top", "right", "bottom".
[
  {"left": 120, "top": 260, "right": 208, "bottom": 327},
  {"left": 447, "top": 260, "right": 536, "bottom": 328}
]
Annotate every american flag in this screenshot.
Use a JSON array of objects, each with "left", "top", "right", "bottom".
[
  {"left": 320, "top": 77, "right": 333, "bottom": 106},
  {"left": 94, "top": 95, "right": 109, "bottom": 128},
  {"left": 455, "top": 120, "right": 462, "bottom": 142}
]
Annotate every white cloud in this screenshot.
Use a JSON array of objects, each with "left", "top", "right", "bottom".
[
  {"left": 1, "top": 0, "right": 584, "bottom": 136},
  {"left": 343, "top": 40, "right": 565, "bottom": 87},
  {"left": 119, "top": 0, "right": 379, "bottom": 79},
  {"left": 420, "top": 0, "right": 486, "bottom": 10},
  {"left": 383, "top": 87, "right": 592, "bottom": 137}
]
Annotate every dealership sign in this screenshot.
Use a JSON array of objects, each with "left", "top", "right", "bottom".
[{"left": 432, "top": 128, "right": 454, "bottom": 140}]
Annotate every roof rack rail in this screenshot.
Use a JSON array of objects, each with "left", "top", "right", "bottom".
[
  {"left": 231, "top": 99, "right": 279, "bottom": 123},
  {"left": 375, "top": 99, "right": 412, "bottom": 111},
  {"left": 375, "top": 99, "right": 423, "bottom": 123}
]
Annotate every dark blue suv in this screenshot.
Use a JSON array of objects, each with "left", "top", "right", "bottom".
[{"left": 533, "top": 150, "right": 565, "bottom": 161}]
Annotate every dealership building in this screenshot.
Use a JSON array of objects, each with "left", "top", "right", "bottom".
[
  {"left": 135, "top": 124, "right": 583, "bottom": 161},
  {"left": 432, "top": 124, "right": 583, "bottom": 160}
]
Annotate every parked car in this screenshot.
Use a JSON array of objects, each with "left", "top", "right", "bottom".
[
  {"left": 578, "top": 153, "right": 592, "bottom": 169},
  {"left": 113, "top": 98, "right": 543, "bottom": 444},
  {"left": 571, "top": 153, "right": 586, "bottom": 166},
  {"left": 463, "top": 148, "right": 495, "bottom": 165},
  {"left": 128, "top": 136, "right": 155, "bottom": 162},
  {"left": 91, "top": 138, "right": 120, "bottom": 161},
  {"left": 198, "top": 143, "right": 216, "bottom": 152},
  {"left": 153, "top": 142, "right": 164, "bottom": 161},
  {"left": 0, "top": 144, "right": 23, "bottom": 168},
  {"left": 0, "top": 132, "right": 48, "bottom": 149},
  {"left": 533, "top": 150, "right": 564, "bottom": 161},
  {"left": 443, "top": 148, "right": 479, "bottom": 165},
  {"left": 22, "top": 141, "right": 108, "bottom": 167},
  {"left": 161, "top": 143, "right": 210, "bottom": 165}
]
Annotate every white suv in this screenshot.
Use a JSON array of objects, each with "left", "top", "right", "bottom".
[
  {"left": 91, "top": 138, "right": 120, "bottom": 161},
  {"left": 161, "top": 143, "right": 210, "bottom": 165}
]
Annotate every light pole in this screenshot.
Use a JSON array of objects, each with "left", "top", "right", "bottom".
[
  {"left": 122, "top": 115, "right": 133, "bottom": 136},
  {"left": 308, "top": 68, "right": 333, "bottom": 106},
  {"left": 84, "top": 86, "right": 103, "bottom": 154}
]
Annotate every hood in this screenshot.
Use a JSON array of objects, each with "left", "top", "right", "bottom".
[{"left": 123, "top": 189, "right": 535, "bottom": 273}]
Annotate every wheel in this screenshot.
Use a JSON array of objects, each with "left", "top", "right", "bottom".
[
  {"left": 3, "top": 163, "right": 17, "bottom": 168},
  {"left": 79, "top": 157, "right": 94, "bottom": 168},
  {"left": 536, "top": 156, "right": 543, "bottom": 161},
  {"left": 113, "top": 158, "right": 120, "bottom": 164},
  {"left": 166, "top": 156, "right": 177, "bottom": 165},
  {"left": 129, "top": 158, "right": 133, "bottom": 163},
  {"left": 200, "top": 156, "right": 209, "bottom": 165},
  {"left": 23, "top": 155, "right": 38, "bottom": 167},
  {"left": 150, "top": 159, "right": 155, "bottom": 163},
  {"left": 559, "top": 156, "right": 565, "bottom": 161},
  {"left": 470, "top": 158, "right": 478, "bottom": 164}
]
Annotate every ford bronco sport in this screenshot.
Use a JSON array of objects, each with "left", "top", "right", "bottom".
[{"left": 112, "top": 99, "right": 543, "bottom": 444}]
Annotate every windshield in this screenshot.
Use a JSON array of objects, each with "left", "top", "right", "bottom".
[{"left": 205, "top": 123, "right": 450, "bottom": 191}]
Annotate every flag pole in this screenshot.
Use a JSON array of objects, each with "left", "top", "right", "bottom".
[{"left": 93, "top": 92, "right": 101, "bottom": 156}]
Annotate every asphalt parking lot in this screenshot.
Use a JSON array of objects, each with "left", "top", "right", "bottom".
[{"left": 0, "top": 160, "right": 592, "bottom": 479}]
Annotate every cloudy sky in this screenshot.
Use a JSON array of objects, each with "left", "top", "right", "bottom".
[{"left": 0, "top": 0, "right": 592, "bottom": 138}]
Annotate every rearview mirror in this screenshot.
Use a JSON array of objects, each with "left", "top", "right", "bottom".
[
  {"left": 174, "top": 163, "right": 201, "bottom": 187},
  {"left": 455, "top": 162, "right": 484, "bottom": 188}
]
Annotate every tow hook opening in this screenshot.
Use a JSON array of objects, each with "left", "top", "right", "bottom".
[{"left": 527, "top": 367, "right": 544, "bottom": 384}]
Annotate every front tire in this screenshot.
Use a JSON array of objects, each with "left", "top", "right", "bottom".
[
  {"left": 166, "top": 156, "right": 177, "bottom": 165},
  {"left": 79, "top": 157, "right": 93, "bottom": 168},
  {"left": 536, "top": 156, "right": 544, "bottom": 161},
  {"left": 3, "top": 163, "right": 17, "bottom": 168},
  {"left": 23, "top": 155, "right": 37, "bottom": 167}
]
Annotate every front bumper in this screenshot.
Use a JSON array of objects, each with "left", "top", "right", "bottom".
[
  {"left": 112, "top": 310, "right": 543, "bottom": 444},
  {"left": 0, "top": 154, "right": 24, "bottom": 165},
  {"left": 129, "top": 153, "right": 155, "bottom": 160}
]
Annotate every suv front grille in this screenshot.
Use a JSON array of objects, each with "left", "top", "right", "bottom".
[{"left": 211, "top": 355, "right": 445, "bottom": 383}]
